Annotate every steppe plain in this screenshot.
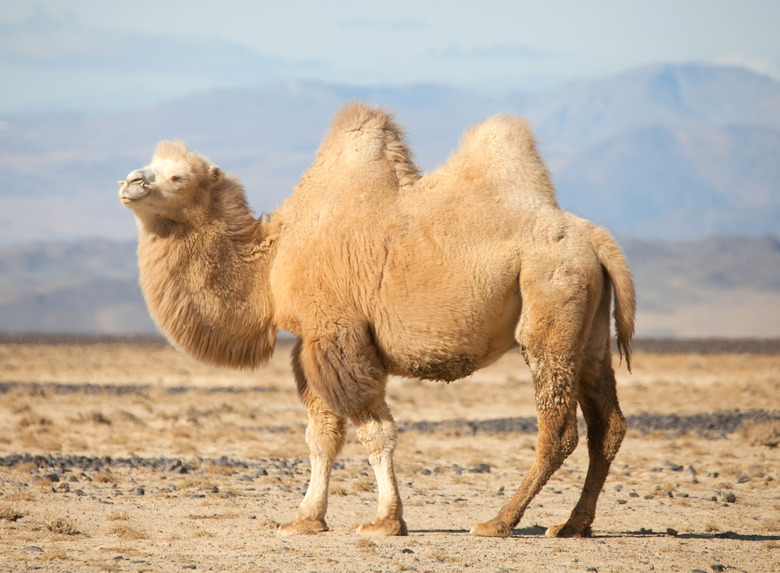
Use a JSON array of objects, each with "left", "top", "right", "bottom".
[{"left": 0, "top": 336, "right": 778, "bottom": 572}]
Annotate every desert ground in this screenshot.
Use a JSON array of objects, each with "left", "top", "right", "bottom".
[{"left": 0, "top": 336, "right": 778, "bottom": 572}]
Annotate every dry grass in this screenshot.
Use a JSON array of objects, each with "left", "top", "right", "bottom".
[
  {"left": 356, "top": 538, "right": 378, "bottom": 551},
  {"left": 0, "top": 342, "right": 778, "bottom": 572},
  {"left": 94, "top": 471, "right": 118, "bottom": 484},
  {"left": 743, "top": 419, "right": 780, "bottom": 448},
  {"left": 174, "top": 477, "right": 217, "bottom": 490},
  {"left": 108, "top": 524, "right": 148, "bottom": 540},
  {"left": 79, "top": 411, "right": 112, "bottom": 425},
  {"left": 202, "top": 461, "right": 239, "bottom": 476},
  {"left": 0, "top": 504, "right": 26, "bottom": 521},
  {"left": 352, "top": 477, "right": 375, "bottom": 493},
  {"left": 42, "top": 546, "right": 69, "bottom": 561},
  {"left": 186, "top": 513, "right": 239, "bottom": 520},
  {"left": 5, "top": 491, "right": 36, "bottom": 502}
]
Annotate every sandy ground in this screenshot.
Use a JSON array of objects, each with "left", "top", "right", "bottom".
[{"left": 0, "top": 339, "right": 779, "bottom": 572}]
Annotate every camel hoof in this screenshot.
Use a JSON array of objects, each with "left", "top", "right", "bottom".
[
  {"left": 545, "top": 522, "right": 592, "bottom": 538},
  {"left": 277, "top": 519, "right": 328, "bottom": 536},
  {"left": 470, "top": 519, "right": 513, "bottom": 538},
  {"left": 357, "top": 518, "right": 408, "bottom": 536}
]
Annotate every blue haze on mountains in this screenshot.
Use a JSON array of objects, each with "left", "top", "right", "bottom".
[{"left": 1, "top": 63, "right": 779, "bottom": 245}]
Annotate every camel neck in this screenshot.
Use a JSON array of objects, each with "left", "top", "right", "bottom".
[{"left": 136, "top": 209, "right": 278, "bottom": 370}]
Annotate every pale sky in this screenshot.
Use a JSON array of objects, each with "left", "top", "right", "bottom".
[{"left": 1, "top": 0, "right": 779, "bottom": 113}]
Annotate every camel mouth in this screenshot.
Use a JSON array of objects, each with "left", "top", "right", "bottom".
[{"left": 118, "top": 178, "right": 152, "bottom": 205}]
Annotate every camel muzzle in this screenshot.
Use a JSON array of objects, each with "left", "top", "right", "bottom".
[{"left": 118, "top": 170, "right": 151, "bottom": 204}]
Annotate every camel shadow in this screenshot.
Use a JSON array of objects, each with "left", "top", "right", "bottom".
[
  {"left": 594, "top": 529, "right": 780, "bottom": 542},
  {"left": 409, "top": 526, "right": 547, "bottom": 536},
  {"left": 409, "top": 527, "right": 780, "bottom": 542}
]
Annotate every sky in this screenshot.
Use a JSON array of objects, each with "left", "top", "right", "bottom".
[{"left": 1, "top": 0, "right": 779, "bottom": 113}]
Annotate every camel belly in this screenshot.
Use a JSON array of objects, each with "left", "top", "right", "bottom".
[{"left": 376, "top": 287, "right": 521, "bottom": 382}]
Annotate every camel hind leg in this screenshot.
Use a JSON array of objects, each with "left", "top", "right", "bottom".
[
  {"left": 547, "top": 290, "right": 626, "bottom": 538},
  {"left": 472, "top": 283, "right": 585, "bottom": 537},
  {"left": 471, "top": 347, "right": 580, "bottom": 537}
]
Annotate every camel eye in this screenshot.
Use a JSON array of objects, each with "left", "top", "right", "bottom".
[{"left": 171, "top": 175, "right": 183, "bottom": 183}]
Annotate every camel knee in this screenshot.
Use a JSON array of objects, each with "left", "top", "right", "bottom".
[
  {"left": 538, "top": 415, "right": 579, "bottom": 465},
  {"left": 354, "top": 416, "right": 397, "bottom": 459},
  {"left": 351, "top": 401, "right": 398, "bottom": 461},
  {"left": 604, "top": 412, "right": 626, "bottom": 462},
  {"left": 304, "top": 405, "right": 347, "bottom": 461}
]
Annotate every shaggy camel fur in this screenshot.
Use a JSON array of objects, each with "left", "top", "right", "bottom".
[{"left": 119, "top": 102, "right": 635, "bottom": 538}]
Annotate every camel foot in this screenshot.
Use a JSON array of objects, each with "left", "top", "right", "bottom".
[
  {"left": 470, "top": 519, "right": 513, "bottom": 538},
  {"left": 357, "top": 517, "right": 408, "bottom": 536},
  {"left": 545, "top": 522, "right": 592, "bottom": 538},
  {"left": 277, "top": 518, "right": 328, "bottom": 536}
]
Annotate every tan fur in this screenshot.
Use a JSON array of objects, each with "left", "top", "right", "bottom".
[{"left": 120, "top": 102, "right": 635, "bottom": 539}]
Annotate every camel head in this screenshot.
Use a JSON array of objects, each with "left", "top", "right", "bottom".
[{"left": 118, "top": 140, "right": 223, "bottom": 224}]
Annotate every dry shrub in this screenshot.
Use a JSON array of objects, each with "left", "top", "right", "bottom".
[
  {"left": 17, "top": 415, "right": 52, "bottom": 429},
  {"left": 45, "top": 517, "right": 79, "bottom": 535},
  {"left": 80, "top": 411, "right": 112, "bottom": 425},
  {"left": 743, "top": 419, "right": 780, "bottom": 448},
  {"left": 34, "top": 476, "right": 57, "bottom": 488},
  {"left": 21, "top": 430, "right": 62, "bottom": 451},
  {"left": 109, "top": 524, "right": 148, "bottom": 540},
  {"left": 256, "top": 516, "right": 278, "bottom": 530},
  {"left": 331, "top": 486, "right": 350, "bottom": 496},
  {"left": 186, "top": 513, "right": 238, "bottom": 520},
  {"left": 0, "top": 505, "right": 26, "bottom": 521},
  {"left": 352, "top": 477, "right": 375, "bottom": 493},
  {"left": 174, "top": 477, "right": 215, "bottom": 490},
  {"left": 356, "top": 538, "right": 378, "bottom": 552},
  {"left": 202, "top": 461, "right": 237, "bottom": 476},
  {"left": 117, "top": 410, "right": 145, "bottom": 425},
  {"left": 42, "top": 546, "right": 69, "bottom": 561},
  {"left": 107, "top": 511, "right": 129, "bottom": 521},
  {"left": 6, "top": 491, "right": 35, "bottom": 502},
  {"left": 94, "top": 471, "right": 118, "bottom": 484},
  {"left": 14, "top": 462, "right": 39, "bottom": 474}
]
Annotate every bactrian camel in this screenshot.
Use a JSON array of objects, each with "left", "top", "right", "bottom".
[{"left": 118, "top": 102, "right": 635, "bottom": 538}]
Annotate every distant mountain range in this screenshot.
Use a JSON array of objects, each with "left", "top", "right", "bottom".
[
  {"left": 1, "top": 236, "right": 778, "bottom": 338},
  {"left": 1, "top": 63, "right": 779, "bottom": 245}
]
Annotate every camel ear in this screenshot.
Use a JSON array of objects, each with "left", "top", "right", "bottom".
[{"left": 210, "top": 166, "right": 223, "bottom": 182}]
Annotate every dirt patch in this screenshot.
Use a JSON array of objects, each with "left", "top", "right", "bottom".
[{"left": 1, "top": 339, "right": 779, "bottom": 572}]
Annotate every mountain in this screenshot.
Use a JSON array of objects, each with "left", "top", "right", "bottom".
[
  {"left": 527, "top": 63, "right": 780, "bottom": 147},
  {"left": 0, "top": 63, "right": 779, "bottom": 245},
  {"left": 1, "top": 236, "right": 778, "bottom": 338}
]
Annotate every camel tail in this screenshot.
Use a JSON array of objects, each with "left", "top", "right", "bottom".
[{"left": 590, "top": 226, "right": 636, "bottom": 372}]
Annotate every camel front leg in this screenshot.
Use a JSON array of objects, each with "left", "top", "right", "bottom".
[
  {"left": 278, "top": 400, "right": 346, "bottom": 535},
  {"left": 350, "top": 400, "right": 408, "bottom": 536},
  {"left": 279, "top": 340, "right": 347, "bottom": 536}
]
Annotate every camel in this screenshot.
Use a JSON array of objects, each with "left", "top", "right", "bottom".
[{"left": 118, "top": 102, "right": 635, "bottom": 539}]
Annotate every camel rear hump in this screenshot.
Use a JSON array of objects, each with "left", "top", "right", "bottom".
[{"left": 441, "top": 115, "right": 558, "bottom": 207}]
